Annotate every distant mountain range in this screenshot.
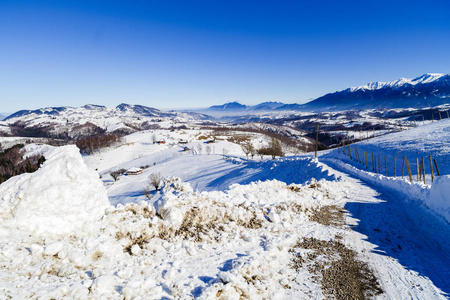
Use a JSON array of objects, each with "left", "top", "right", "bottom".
[
  {"left": 300, "top": 73, "right": 450, "bottom": 111},
  {"left": 206, "top": 73, "right": 450, "bottom": 113},
  {"left": 206, "top": 101, "right": 285, "bottom": 113}
]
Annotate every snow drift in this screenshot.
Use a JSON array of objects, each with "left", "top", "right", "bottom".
[
  {"left": 0, "top": 145, "right": 110, "bottom": 236},
  {"left": 428, "top": 175, "right": 450, "bottom": 223}
]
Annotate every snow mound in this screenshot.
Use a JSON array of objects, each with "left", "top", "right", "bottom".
[
  {"left": 0, "top": 145, "right": 110, "bottom": 236},
  {"left": 428, "top": 175, "right": 450, "bottom": 222},
  {"left": 154, "top": 177, "right": 194, "bottom": 227}
]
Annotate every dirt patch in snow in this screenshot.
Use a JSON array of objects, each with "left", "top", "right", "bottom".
[
  {"left": 309, "top": 205, "right": 346, "bottom": 227},
  {"left": 290, "top": 237, "right": 383, "bottom": 299}
]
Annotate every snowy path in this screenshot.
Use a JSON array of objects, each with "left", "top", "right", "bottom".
[{"left": 321, "top": 157, "right": 450, "bottom": 298}]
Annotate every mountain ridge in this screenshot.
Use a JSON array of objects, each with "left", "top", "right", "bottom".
[{"left": 300, "top": 73, "right": 450, "bottom": 111}]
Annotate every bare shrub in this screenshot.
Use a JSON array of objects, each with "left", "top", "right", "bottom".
[{"left": 148, "top": 172, "right": 162, "bottom": 191}]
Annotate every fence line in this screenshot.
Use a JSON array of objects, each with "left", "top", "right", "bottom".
[{"left": 339, "top": 144, "right": 441, "bottom": 183}]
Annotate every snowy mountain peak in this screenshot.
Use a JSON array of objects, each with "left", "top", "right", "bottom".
[{"left": 349, "top": 73, "right": 447, "bottom": 92}]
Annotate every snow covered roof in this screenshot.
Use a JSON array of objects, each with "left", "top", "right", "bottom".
[{"left": 127, "top": 167, "right": 143, "bottom": 173}]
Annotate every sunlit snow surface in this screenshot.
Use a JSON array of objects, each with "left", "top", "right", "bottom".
[{"left": 0, "top": 125, "right": 449, "bottom": 298}]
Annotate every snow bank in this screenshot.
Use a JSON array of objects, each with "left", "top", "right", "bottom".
[
  {"left": 324, "top": 158, "right": 450, "bottom": 223},
  {"left": 327, "top": 119, "right": 450, "bottom": 176},
  {"left": 0, "top": 145, "right": 110, "bottom": 236},
  {"left": 428, "top": 175, "right": 450, "bottom": 222}
]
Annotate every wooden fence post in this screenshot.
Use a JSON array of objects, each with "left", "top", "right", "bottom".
[
  {"left": 405, "top": 156, "right": 413, "bottom": 182},
  {"left": 422, "top": 116, "right": 425, "bottom": 125},
  {"left": 433, "top": 159, "right": 441, "bottom": 176},
  {"left": 416, "top": 158, "right": 419, "bottom": 182},
  {"left": 378, "top": 156, "right": 381, "bottom": 174},
  {"left": 429, "top": 155, "right": 434, "bottom": 182},
  {"left": 439, "top": 111, "right": 442, "bottom": 120},
  {"left": 421, "top": 158, "right": 426, "bottom": 184},
  {"left": 447, "top": 111, "right": 449, "bottom": 118}
]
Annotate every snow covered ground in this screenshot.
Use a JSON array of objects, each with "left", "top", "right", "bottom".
[
  {"left": 330, "top": 118, "right": 450, "bottom": 176},
  {"left": 0, "top": 124, "right": 449, "bottom": 299},
  {"left": 320, "top": 118, "right": 450, "bottom": 222}
]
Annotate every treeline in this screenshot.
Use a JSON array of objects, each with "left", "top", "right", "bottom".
[
  {"left": 76, "top": 134, "right": 122, "bottom": 155},
  {"left": 0, "top": 144, "right": 45, "bottom": 184},
  {"left": 10, "top": 123, "right": 69, "bottom": 139}
]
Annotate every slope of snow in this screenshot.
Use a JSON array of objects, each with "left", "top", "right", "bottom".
[
  {"left": 320, "top": 118, "right": 450, "bottom": 222},
  {"left": 1, "top": 154, "right": 447, "bottom": 298},
  {"left": 0, "top": 124, "right": 449, "bottom": 298},
  {"left": 329, "top": 118, "right": 450, "bottom": 176}
]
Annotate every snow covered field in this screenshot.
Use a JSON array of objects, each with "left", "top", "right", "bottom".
[{"left": 0, "top": 124, "right": 449, "bottom": 299}]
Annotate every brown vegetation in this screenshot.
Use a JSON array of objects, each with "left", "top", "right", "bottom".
[
  {"left": 76, "top": 133, "right": 122, "bottom": 155},
  {"left": 0, "top": 144, "right": 45, "bottom": 184}
]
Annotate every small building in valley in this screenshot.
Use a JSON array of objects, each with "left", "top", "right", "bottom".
[{"left": 126, "top": 167, "right": 143, "bottom": 175}]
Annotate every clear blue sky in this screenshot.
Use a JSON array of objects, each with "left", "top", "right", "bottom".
[{"left": 1, "top": 0, "right": 449, "bottom": 113}]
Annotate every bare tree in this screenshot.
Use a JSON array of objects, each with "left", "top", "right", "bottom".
[
  {"left": 241, "top": 141, "right": 254, "bottom": 165},
  {"left": 148, "top": 172, "right": 162, "bottom": 191},
  {"left": 269, "top": 138, "right": 283, "bottom": 159},
  {"left": 110, "top": 168, "right": 126, "bottom": 181}
]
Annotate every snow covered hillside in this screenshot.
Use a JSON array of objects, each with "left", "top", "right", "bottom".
[
  {"left": 0, "top": 122, "right": 449, "bottom": 298},
  {"left": 3, "top": 103, "right": 210, "bottom": 139}
]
